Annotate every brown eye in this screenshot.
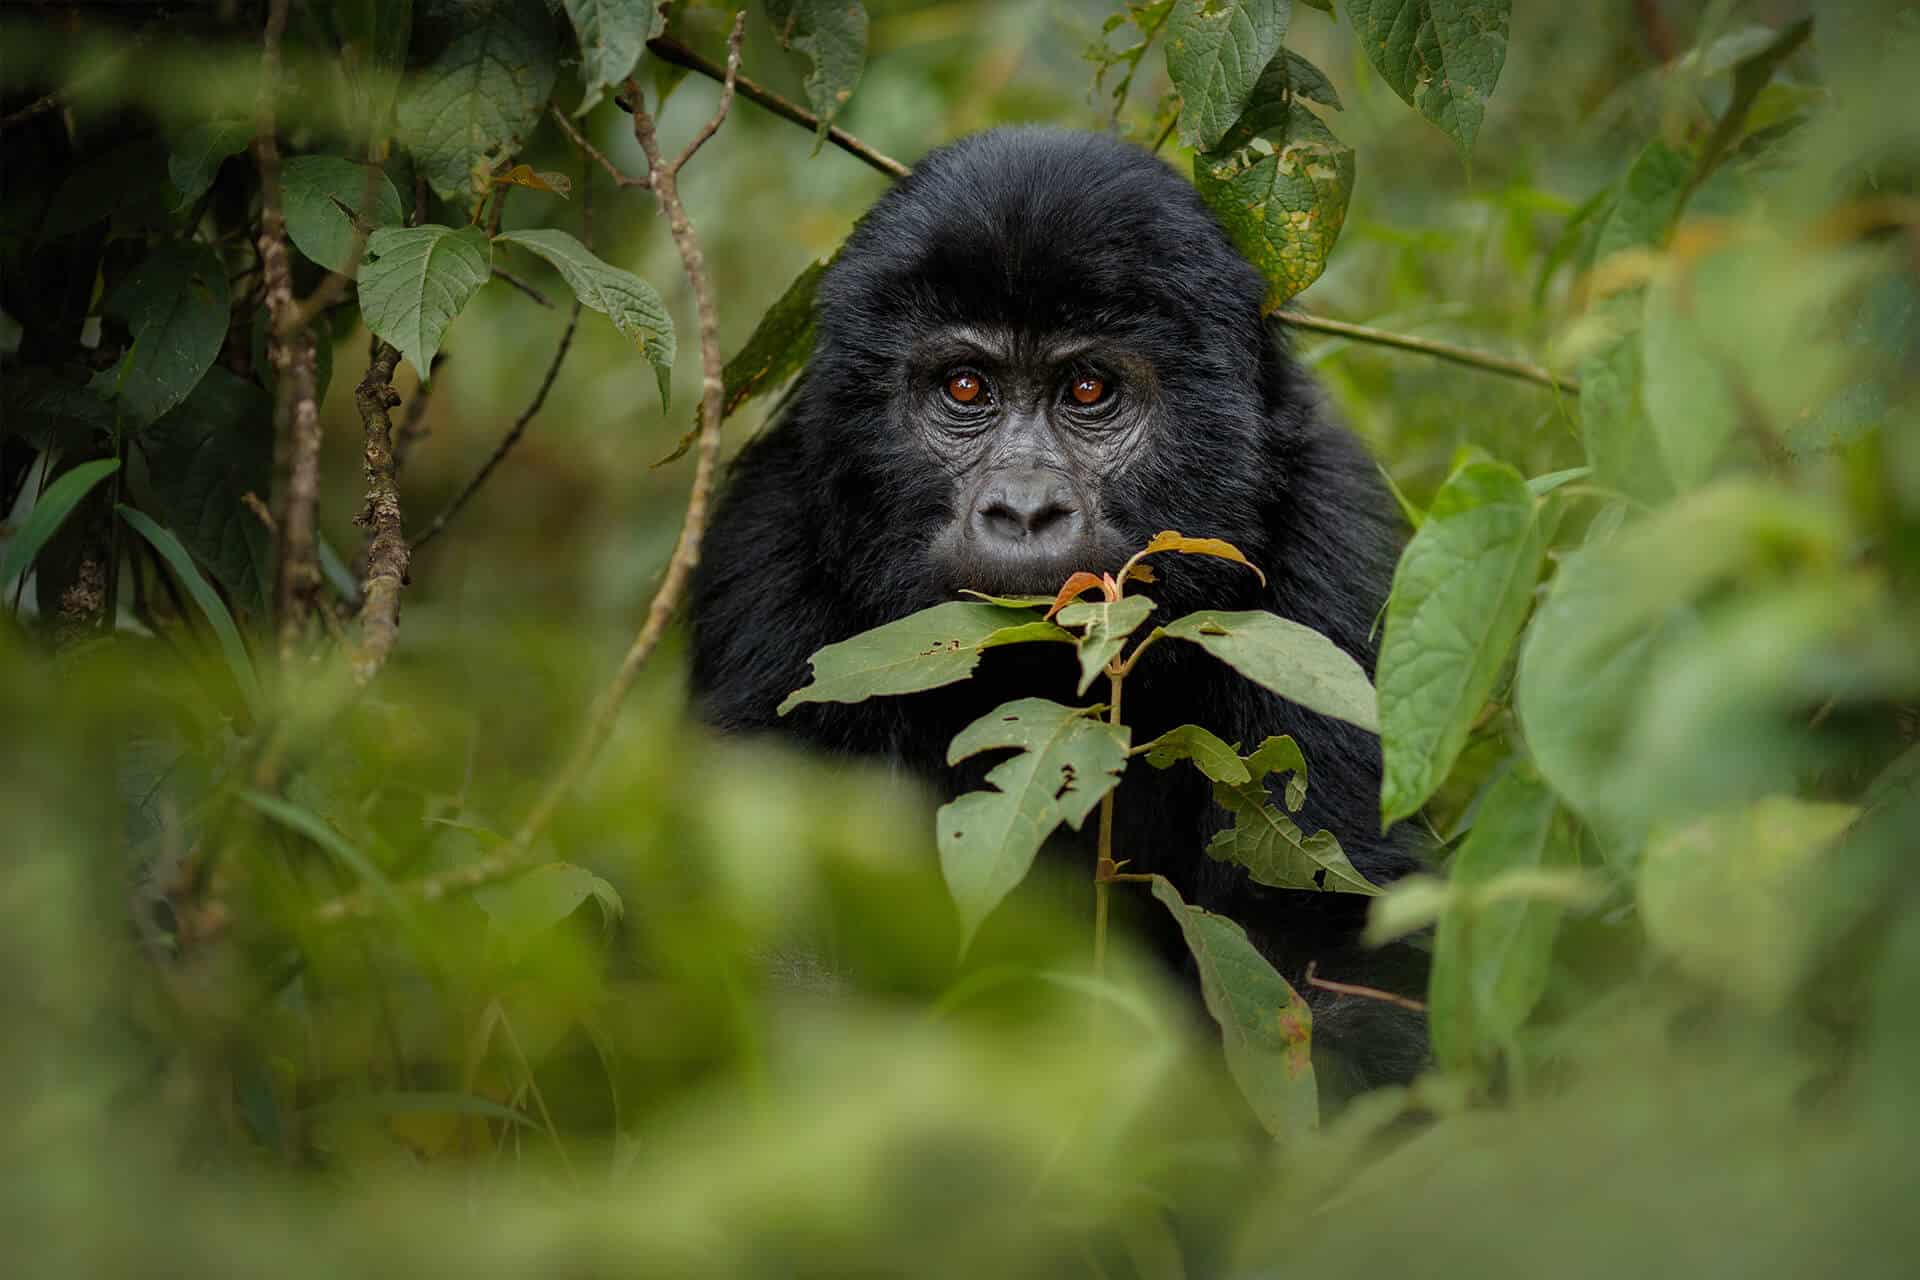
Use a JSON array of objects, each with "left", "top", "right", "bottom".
[
  {"left": 1070, "top": 375, "right": 1106, "bottom": 406},
  {"left": 945, "top": 371, "right": 983, "bottom": 405}
]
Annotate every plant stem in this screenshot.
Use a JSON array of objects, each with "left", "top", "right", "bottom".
[{"left": 1094, "top": 658, "right": 1129, "bottom": 976}]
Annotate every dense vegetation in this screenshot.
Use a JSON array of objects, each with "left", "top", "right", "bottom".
[{"left": 3, "top": 1, "right": 1918, "bottom": 1275}]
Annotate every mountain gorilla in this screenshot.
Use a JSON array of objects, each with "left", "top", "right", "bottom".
[{"left": 690, "top": 127, "right": 1427, "bottom": 1095}]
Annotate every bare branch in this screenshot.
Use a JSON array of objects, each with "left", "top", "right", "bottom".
[
  {"left": 349, "top": 342, "right": 408, "bottom": 684},
  {"left": 492, "top": 267, "right": 554, "bottom": 308},
  {"left": 669, "top": 22, "right": 746, "bottom": 174},
  {"left": 1272, "top": 312, "right": 1580, "bottom": 395},
  {"left": 548, "top": 105, "right": 649, "bottom": 189},
  {"left": 1303, "top": 961, "right": 1430, "bottom": 1014}
]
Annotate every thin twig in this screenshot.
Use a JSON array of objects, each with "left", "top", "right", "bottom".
[
  {"left": 349, "top": 343, "right": 407, "bottom": 684},
  {"left": 277, "top": 168, "right": 381, "bottom": 337},
  {"left": 1303, "top": 961, "right": 1429, "bottom": 1014},
  {"left": 393, "top": 355, "right": 442, "bottom": 472},
  {"left": 1273, "top": 312, "right": 1580, "bottom": 394},
  {"left": 313, "top": 14, "right": 750, "bottom": 924},
  {"left": 548, "top": 105, "right": 649, "bottom": 189},
  {"left": 492, "top": 267, "right": 554, "bottom": 308},
  {"left": 645, "top": 31, "right": 909, "bottom": 180},
  {"left": 252, "top": 0, "right": 325, "bottom": 662}
]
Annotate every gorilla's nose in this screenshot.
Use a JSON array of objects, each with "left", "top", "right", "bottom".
[{"left": 973, "top": 470, "right": 1083, "bottom": 546}]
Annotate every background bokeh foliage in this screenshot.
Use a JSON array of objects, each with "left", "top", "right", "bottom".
[{"left": 4, "top": 1, "right": 1920, "bottom": 1276}]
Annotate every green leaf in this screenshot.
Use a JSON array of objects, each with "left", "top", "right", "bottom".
[
  {"left": 0, "top": 458, "right": 119, "bottom": 590},
  {"left": 281, "top": 155, "right": 406, "bottom": 274},
  {"left": 1149, "top": 875, "right": 1317, "bottom": 1139},
  {"left": 1195, "top": 96, "right": 1353, "bottom": 309},
  {"left": 1345, "top": 0, "right": 1512, "bottom": 157},
  {"left": 137, "top": 368, "right": 275, "bottom": 611},
  {"left": 1362, "top": 873, "right": 1453, "bottom": 946},
  {"left": 96, "top": 241, "right": 229, "bottom": 428},
  {"left": 778, "top": 601, "right": 1046, "bottom": 714},
  {"left": 564, "top": 0, "right": 666, "bottom": 116},
  {"left": 765, "top": 0, "right": 869, "bottom": 142},
  {"left": 959, "top": 590, "right": 1054, "bottom": 610},
  {"left": 1428, "top": 768, "right": 1574, "bottom": 1071},
  {"left": 1206, "top": 735, "right": 1381, "bottom": 896},
  {"left": 359, "top": 224, "right": 493, "bottom": 377},
  {"left": 938, "top": 699, "right": 1129, "bottom": 946},
  {"left": 494, "top": 228, "right": 675, "bottom": 410},
  {"left": 474, "top": 861, "right": 624, "bottom": 952},
  {"left": 118, "top": 505, "right": 263, "bottom": 716},
  {"left": 1276, "top": 47, "right": 1342, "bottom": 108},
  {"left": 1525, "top": 466, "right": 1589, "bottom": 498},
  {"left": 1139, "top": 723, "right": 1253, "bottom": 785},
  {"left": 1164, "top": 0, "right": 1292, "bottom": 152},
  {"left": 979, "top": 620, "right": 1078, "bottom": 649},
  {"left": 241, "top": 790, "right": 406, "bottom": 916},
  {"left": 1592, "top": 137, "right": 1692, "bottom": 263},
  {"left": 1692, "top": 18, "right": 1812, "bottom": 189},
  {"left": 1163, "top": 609, "right": 1378, "bottom": 732},
  {"left": 1376, "top": 460, "right": 1544, "bottom": 825},
  {"left": 1057, "top": 594, "right": 1156, "bottom": 695},
  {"left": 328, "top": 0, "right": 414, "bottom": 135},
  {"left": 167, "top": 119, "right": 252, "bottom": 211},
  {"left": 397, "top": 4, "right": 561, "bottom": 200}
]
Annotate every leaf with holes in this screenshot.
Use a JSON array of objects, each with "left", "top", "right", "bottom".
[
  {"left": 1164, "top": 609, "right": 1377, "bottom": 732},
  {"left": 397, "top": 2, "right": 561, "bottom": 200},
  {"left": 779, "top": 600, "right": 1048, "bottom": 714},
  {"left": 1164, "top": 0, "right": 1292, "bottom": 152},
  {"left": 1150, "top": 875, "right": 1317, "bottom": 1139},
  {"left": 1207, "top": 735, "right": 1381, "bottom": 895},
  {"left": 1376, "top": 459, "right": 1543, "bottom": 825},
  {"left": 563, "top": 0, "right": 666, "bottom": 115},
  {"left": 765, "top": 0, "right": 869, "bottom": 142},
  {"left": 1195, "top": 96, "right": 1354, "bottom": 308},
  {"left": 1057, "top": 594, "right": 1156, "bottom": 694},
  {"left": 94, "top": 241, "right": 229, "bottom": 428},
  {"left": 938, "top": 699, "right": 1129, "bottom": 946},
  {"left": 495, "top": 228, "right": 675, "bottom": 409},
  {"left": 281, "top": 155, "right": 405, "bottom": 274},
  {"left": 1346, "top": 0, "right": 1511, "bottom": 156},
  {"left": 359, "top": 224, "right": 492, "bottom": 377},
  {"left": 1138, "top": 723, "right": 1252, "bottom": 785}
]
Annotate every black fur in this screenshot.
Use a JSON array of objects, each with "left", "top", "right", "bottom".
[{"left": 690, "top": 128, "right": 1428, "bottom": 1094}]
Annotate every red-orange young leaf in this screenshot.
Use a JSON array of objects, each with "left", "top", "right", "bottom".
[
  {"left": 1124, "top": 530, "right": 1268, "bottom": 586},
  {"left": 1044, "top": 571, "right": 1108, "bottom": 620}
]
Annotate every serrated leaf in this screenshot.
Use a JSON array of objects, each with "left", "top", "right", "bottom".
[
  {"left": 1057, "top": 594, "right": 1156, "bottom": 695},
  {"left": 167, "top": 119, "right": 252, "bottom": 211},
  {"left": 95, "top": 241, "right": 229, "bottom": 428},
  {"left": 118, "top": 505, "right": 262, "bottom": 716},
  {"left": 1428, "top": 768, "right": 1573, "bottom": 1070},
  {"left": 494, "top": 228, "right": 674, "bottom": 409},
  {"left": 938, "top": 699, "right": 1129, "bottom": 945},
  {"left": 778, "top": 601, "right": 1044, "bottom": 714},
  {"left": 1149, "top": 875, "right": 1317, "bottom": 1139},
  {"left": 397, "top": 4, "right": 561, "bottom": 200},
  {"left": 1207, "top": 735, "right": 1381, "bottom": 896},
  {"left": 0, "top": 458, "right": 119, "bottom": 590},
  {"left": 1129, "top": 529, "right": 1268, "bottom": 584},
  {"left": 1164, "top": 609, "right": 1377, "bottom": 732},
  {"left": 282, "top": 155, "right": 407, "bottom": 275},
  {"left": 1164, "top": 0, "right": 1292, "bottom": 152},
  {"left": 359, "top": 224, "right": 492, "bottom": 377},
  {"left": 765, "top": 0, "right": 869, "bottom": 142},
  {"left": 1377, "top": 460, "right": 1543, "bottom": 825},
  {"left": 1139, "top": 723, "right": 1253, "bottom": 785},
  {"left": 1345, "top": 0, "right": 1511, "bottom": 157},
  {"left": 564, "top": 0, "right": 666, "bottom": 116},
  {"left": 137, "top": 368, "right": 274, "bottom": 610},
  {"left": 1195, "top": 97, "right": 1353, "bottom": 308}
]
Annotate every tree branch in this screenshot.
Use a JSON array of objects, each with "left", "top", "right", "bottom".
[
  {"left": 1272, "top": 312, "right": 1579, "bottom": 394},
  {"left": 1303, "top": 962, "right": 1429, "bottom": 1014},
  {"left": 349, "top": 342, "right": 407, "bottom": 684}
]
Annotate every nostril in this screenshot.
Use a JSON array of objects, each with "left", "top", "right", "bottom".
[{"left": 976, "top": 490, "right": 1080, "bottom": 541}]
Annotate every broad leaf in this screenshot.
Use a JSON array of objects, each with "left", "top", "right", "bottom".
[
  {"left": 1149, "top": 875, "right": 1316, "bottom": 1139},
  {"left": 564, "top": 0, "right": 666, "bottom": 116},
  {"left": 1057, "top": 594, "right": 1156, "bottom": 694},
  {"left": 765, "top": 0, "right": 869, "bottom": 141},
  {"left": 95, "top": 241, "right": 229, "bottom": 428},
  {"left": 475, "top": 861, "right": 624, "bottom": 954},
  {"left": 1274, "top": 47, "right": 1341, "bottom": 109},
  {"left": 1164, "top": 0, "right": 1291, "bottom": 152},
  {"left": 138, "top": 368, "right": 274, "bottom": 610},
  {"left": 1196, "top": 96, "right": 1354, "bottom": 309},
  {"left": 1206, "top": 736, "right": 1381, "bottom": 896},
  {"left": 1138, "top": 723, "right": 1252, "bottom": 785},
  {"left": 397, "top": 4, "right": 561, "bottom": 200},
  {"left": 0, "top": 458, "right": 119, "bottom": 589},
  {"left": 281, "top": 155, "right": 406, "bottom": 274},
  {"left": 938, "top": 699, "right": 1129, "bottom": 945},
  {"left": 1692, "top": 18, "right": 1812, "bottom": 188},
  {"left": 1376, "top": 460, "right": 1543, "bottom": 825},
  {"left": 167, "top": 119, "right": 251, "bottom": 211},
  {"left": 779, "top": 601, "right": 1045, "bottom": 713},
  {"left": 979, "top": 619, "right": 1077, "bottom": 649},
  {"left": 119, "top": 505, "right": 263, "bottom": 716},
  {"left": 359, "top": 224, "right": 492, "bottom": 377},
  {"left": 1345, "top": 0, "right": 1512, "bottom": 157},
  {"left": 1427, "top": 767, "right": 1573, "bottom": 1071},
  {"left": 494, "top": 228, "right": 675, "bottom": 409},
  {"left": 1163, "top": 609, "right": 1377, "bottom": 732}
]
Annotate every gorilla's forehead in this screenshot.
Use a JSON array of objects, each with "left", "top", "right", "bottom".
[{"left": 820, "top": 127, "right": 1267, "bottom": 353}]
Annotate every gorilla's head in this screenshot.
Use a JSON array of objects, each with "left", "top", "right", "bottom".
[{"left": 796, "top": 127, "right": 1298, "bottom": 610}]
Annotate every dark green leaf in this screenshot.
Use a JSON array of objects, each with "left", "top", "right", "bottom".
[
  {"left": 1195, "top": 98, "right": 1353, "bottom": 307},
  {"left": 1057, "top": 593, "right": 1155, "bottom": 694},
  {"left": 167, "top": 120, "right": 252, "bottom": 211},
  {"left": 118, "top": 505, "right": 262, "bottom": 715},
  {"left": 1165, "top": 0, "right": 1291, "bottom": 152},
  {"left": 281, "top": 155, "right": 406, "bottom": 274},
  {"left": 359, "top": 224, "right": 492, "bottom": 377},
  {"left": 779, "top": 601, "right": 1048, "bottom": 713},
  {"left": 397, "top": 4, "right": 562, "bottom": 200},
  {"left": 96, "top": 241, "right": 230, "bottom": 428},
  {"left": 0, "top": 458, "right": 119, "bottom": 590},
  {"left": 765, "top": 0, "right": 869, "bottom": 142},
  {"left": 1139, "top": 723, "right": 1253, "bottom": 785},
  {"left": 1164, "top": 609, "right": 1377, "bottom": 732},
  {"left": 137, "top": 368, "right": 274, "bottom": 611},
  {"left": 494, "top": 228, "right": 674, "bottom": 409},
  {"left": 1345, "top": 0, "right": 1512, "bottom": 157},
  {"left": 1207, "top": 735, "right": 1381, "bottom": 895},
  {"left": 564, "top": 0, "right": 666, "bottom": 116}
]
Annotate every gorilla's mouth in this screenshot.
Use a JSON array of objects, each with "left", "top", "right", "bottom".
[{"left": 929, "top": 525, "right": 1122, "bottom": 600}]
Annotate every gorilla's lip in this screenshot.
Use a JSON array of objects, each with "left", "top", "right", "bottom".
[{"left": 936, "top": 550, "right": 1101, "bottom": 600}]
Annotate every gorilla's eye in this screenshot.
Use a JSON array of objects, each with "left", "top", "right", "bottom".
[
  {"left": 1068, "top": 375, "right": 1108, "bottom": 407},
  {"left": 945, "top": 371, "right": 986, "bottom": 406}
]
